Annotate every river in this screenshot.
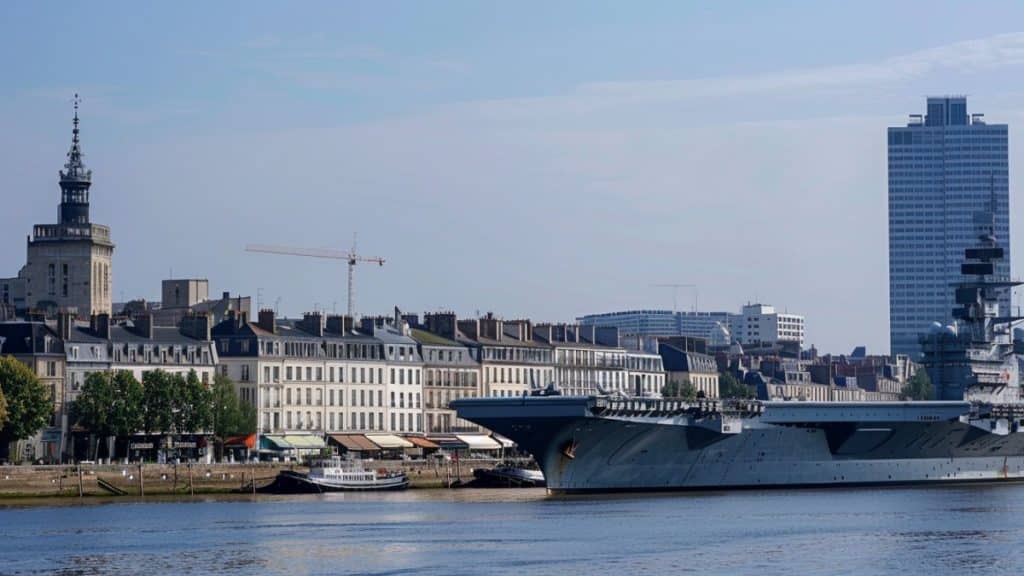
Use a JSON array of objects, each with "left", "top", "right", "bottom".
[{"left": 1, "top": 484, "right": 1023, "bottom": 575}]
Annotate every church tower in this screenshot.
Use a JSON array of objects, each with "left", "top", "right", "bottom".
[{"left": 21, "top": 95, "right": 114, "bottom": 317}]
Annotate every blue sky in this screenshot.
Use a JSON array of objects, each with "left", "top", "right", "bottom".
[{"left": 4, "top": 2, "right": 1024, "bottom": 353}]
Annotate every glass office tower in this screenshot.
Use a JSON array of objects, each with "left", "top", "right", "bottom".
[{"left": 888, "top": 96, "right": 1010, "bottom": 358}]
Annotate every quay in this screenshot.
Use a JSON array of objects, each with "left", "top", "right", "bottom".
[{"left": 0, "top": 458, "right": 512, "bottom": 499}]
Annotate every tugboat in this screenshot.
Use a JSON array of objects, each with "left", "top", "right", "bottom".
[{"left": 260, "top": 457, "right": 409, "bottom": 493}]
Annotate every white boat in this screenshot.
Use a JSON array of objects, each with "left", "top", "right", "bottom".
[{"left": 261, "top": 457, "right": 409, "bottom": 493}]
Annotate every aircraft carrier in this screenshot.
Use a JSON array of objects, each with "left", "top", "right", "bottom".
[{"left": 453, "top": 201, "right": 1024, "bottom": 493}]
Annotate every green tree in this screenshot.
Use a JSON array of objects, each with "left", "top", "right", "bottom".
[
  {"left": 661, "top": 379, "right": 698, "bottom": 401},
  {"left": 0, "top": 356, "right": 51, "bottom": 459},
  {"left": 719, "top": 372, "right": 753, "bottom": 399},
  {"left": 0, "top": 388, "right": 8, "bottom": 431},
  {"left": 176, "top": 370, "right": 212, "bottom": 435},
  {"left": 142, "top": 370, "right": 176, "bottom": 436},
  {"left": 902, "top": 370, "right": 934, "bottom": 401},
  {"left": 210, "top": 375, "right": 256, "bottom": 461},
  {"left": 72, "top": 371, "right": 144, "bottom": 460}
]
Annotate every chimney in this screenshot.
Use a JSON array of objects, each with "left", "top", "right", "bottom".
[
  {"left": 343, "top": 315, "right": 354, "bottom": 333},
  {"left": 457, "top": 319, "right": 479, "bottom": 340},
  {"left": 301, "top": 312, "right": 324, "bottom": 337},
  {"left": 402, "top": 313, "right": 421, "bottom": 329},
  {"left": 90, "top": 313, "right": 111, "bottom": 340},
  {"left": 533, "top": 323, "right": 553, "bottom": 342},
  {"left": 504, "top": 319, "right": 532, "bottom": 341},
  {"left": 57, "top": 309, "right": 74, "bottom": 341},
  {"left": 222, "top": 291, "right": 231, "bottom": 301},
  {"left": 426, "top": 312, "right": 458, "bottom": 340},
  {"left": 257, "top": 309, "right": 276, "bottom": 334},
  {"left": 325, "top": 314, "right": 344, "bottom": 334},
  {"left": 134, "top": 313, "right": 154, "bottom": 339},
  {"left": 479, "top": 314, "right": 502, "bottom": 341},
  {"left": 360, "top": 316, "right": 376, "bottom": 335},
  {"left": 180, "top": 313, "right": 211, "bottom": 341}
]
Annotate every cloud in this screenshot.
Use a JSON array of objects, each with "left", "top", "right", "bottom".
[{"left": 473, "top": 32, "right": 1024, "bottom": 116}]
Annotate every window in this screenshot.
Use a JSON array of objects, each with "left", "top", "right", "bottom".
[
  {"left": 241, "top": 365, "right": 250, "bottom": 382},
  {"left": 48, "top": 263, "right": 56, "bottom": 296}
]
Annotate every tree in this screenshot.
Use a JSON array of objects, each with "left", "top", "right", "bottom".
[
  {"left": 142, "top": 370, "right": 176, "bottom": 436},
  {"left": 902, "top": 370, "right": 934, "bottom": 401},
  {"left": 0, "top": 388, "right": 8, "bottom": 431},
  {"left": 210, "top": 375, "right": 256, "bottom": 461},
  {"left": 0, "top": 356, "right": 51, "bottom": 458},
  {"left": 176, "top": 370, "right": 212, "bottom": 436},
  {"left": 661, "top": 379, "right": 698, "bottom": 401},
  {"left": 719, "top": 372, "right": 753, "bottom": 399},
  {"left": 72, "top": 371, "right": 143, "bottom": 460}
]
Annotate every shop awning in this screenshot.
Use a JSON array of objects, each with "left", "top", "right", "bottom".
[
  {"left": 283, "top": 435, "right": 326, "bottom": 449},
  {"left": 261, "top": 435, "right": 292, "bottom": 450},
  {"left": 428, "top": 436, "right": 467, "bottom": 449},
  {"left": 365, "top": 434, "right": 414, "bottom": 449},
  {"left": 491, "top": 434, "right": 516, "bottom": 448},
  {"left": 456, "top": 434, "right": 502, "bottom": 450},
  {"left": 404, "top": 436, "right": 440, "bottom": 449},
  {"left": 225, "top": 434, "right": 256, "bottom": 449},
  {"left": 329, "top": 434, "right": 380, "bottom": 452}
]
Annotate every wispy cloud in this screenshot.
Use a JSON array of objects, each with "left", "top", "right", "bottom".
[{"left": 475, "top": 32, "right": 1024, "bottom": 115}]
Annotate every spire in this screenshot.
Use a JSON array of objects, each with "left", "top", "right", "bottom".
[{"left": 60, "top": 93, "right": 91, "bottom": 184}]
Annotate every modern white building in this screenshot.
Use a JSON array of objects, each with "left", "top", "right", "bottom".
[{"left": 729, "top": 304, "right": 805, "bottom": 348}]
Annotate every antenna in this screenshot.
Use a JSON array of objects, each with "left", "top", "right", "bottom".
[{"left": 650, "top": 284, "right": 696, "bottom": 314}]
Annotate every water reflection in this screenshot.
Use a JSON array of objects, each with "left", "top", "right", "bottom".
[{"left": 2, "top": 485, "right": 1024, "bottom": 575}]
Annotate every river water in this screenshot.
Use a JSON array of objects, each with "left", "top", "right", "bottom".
[{"left": 1, "top": 484, "right": 1023, "bottom": 575}]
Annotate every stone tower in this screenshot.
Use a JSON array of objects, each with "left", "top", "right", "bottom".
[{"left": 20, "top": 95, "right": 114, "bottom": 317}]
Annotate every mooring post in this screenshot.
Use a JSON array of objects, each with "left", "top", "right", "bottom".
[
  {"left": 138, "top": 462, "right": 144, "bottom": 497},
  {"left": 78, "top": 466, "right": 84, "bottom": 497}
]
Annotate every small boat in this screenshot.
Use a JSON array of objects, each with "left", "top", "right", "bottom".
[
  {"left": 471, "top": 464, "right": 546, "bottom": 488},
  {"left": 260, "top": 457, "right": 409, "bottom": 493}
]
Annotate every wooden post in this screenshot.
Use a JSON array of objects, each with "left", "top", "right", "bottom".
[
  {"left": 188, "top": 463, "right": 194, "bottom": 496},
  {"left": 78, "top": 466, "right": 84, "bottom": 497},
  {"left": 138, "top": 462, "right": 144, "bottom": 497},
  {"left": 251, "top": 463, "right": 256, "bottom": 495}
]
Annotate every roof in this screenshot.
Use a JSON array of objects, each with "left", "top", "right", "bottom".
[
  {"left": 0, "top": 322, "right": 63, "bottom": 356},
  {"left": 328, "top": 434, "right": 380, "bottom": 451},
  {"left": 365, "top": 434, "right": 414, "bottom": 449},
  {"left": 410, "top": 328, "right": 462, "bottom": 347},
  {"left": 69, "top": 324, "right": 210, "bottom": 345}
]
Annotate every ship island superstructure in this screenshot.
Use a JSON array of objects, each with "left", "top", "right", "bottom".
[{"left": 454, "top": 200, "right": 1024, "bottom": 493}]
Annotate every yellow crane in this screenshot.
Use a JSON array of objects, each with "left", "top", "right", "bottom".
[{"left": 246, "top": 237, "right": 385, "bottom": 318}]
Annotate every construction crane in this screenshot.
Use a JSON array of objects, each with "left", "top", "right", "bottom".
[
  {"left": 246, "top": 237, "right": 385, "bottom": 318},
  {"left": 650, "top": 283, "right": 697, "bottom": 313}
]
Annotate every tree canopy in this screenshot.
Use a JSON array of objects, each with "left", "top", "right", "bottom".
[
  {"left": 662, "top": 379, "right": 698, "bottom": 401},
  {"left": 902, "top": 370, "right": 934, "bottom": 401},
  {"left": 719, "top": 372, "right": 753, "bottom": 399},
  {"left": 0, "top": 356, "right": 51, "bottom": 444},
  {"left": 73, "top": 371, "right": 144, "bottom": 440}
]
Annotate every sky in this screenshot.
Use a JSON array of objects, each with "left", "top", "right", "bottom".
[{"left": 3, "top": 1, "right": 1024, "bottom": 354}]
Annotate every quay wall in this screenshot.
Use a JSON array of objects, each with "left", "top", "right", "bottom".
[{"left": 0, "top": 459, "right": 506, "bottom": 498}]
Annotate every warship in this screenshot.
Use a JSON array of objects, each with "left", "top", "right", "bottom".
[{"left": 453, "top": 199, "right": 1024, "bottom": 493}]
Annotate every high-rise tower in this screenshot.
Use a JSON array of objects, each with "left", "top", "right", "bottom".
[
  {"left": 20, "top": 95, "right": 114, "bottom": 317},
  {"left": 888, "top": 96, "right": 1010, "bottom": 358}
]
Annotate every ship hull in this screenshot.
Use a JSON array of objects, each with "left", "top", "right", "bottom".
[{"left": 452, "top": 396, "right": 1024, "bottom": 493}]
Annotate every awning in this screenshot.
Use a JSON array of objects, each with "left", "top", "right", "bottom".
[
  {"left": 491, "top": 434, "right": 516, "bottom": 448},
  {"left": 428, "top": 436, "right": 467, "bottom": 449},
  {"left": 404, "top": 436, "right": 440, "bottom": 449},
  {"left": 365, "top": 434, "right": 414, "bottom": 449},
  {"left": 329, "top": 434, "right": 380, "bottom": 452},
  {"left": 261, "top": 435, "right": 292, "bottom": 450},
  {"left": 283, "top": 435, "right": 326, "bottom": 449},
  {"left": 456, "top": 434, "right": 502, "bottom": 450},
  {"left": 225, "top": 434, "right": 256, "bottom": 449}
]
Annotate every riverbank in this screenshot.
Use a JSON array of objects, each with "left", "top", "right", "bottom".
[{"left": 0, "top": 459, "right": 497, "bottom": 498}]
